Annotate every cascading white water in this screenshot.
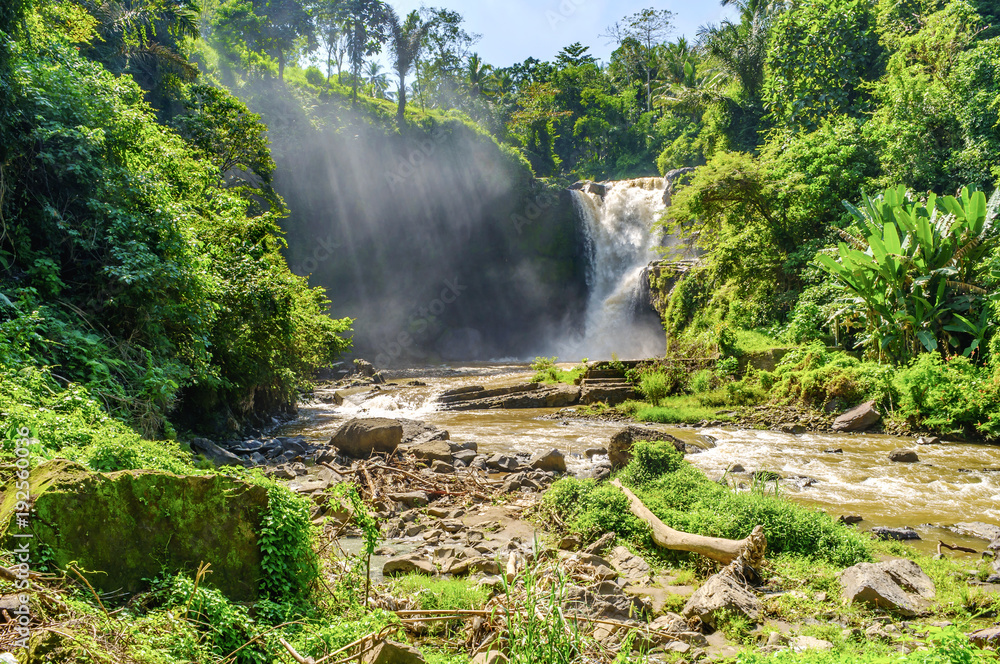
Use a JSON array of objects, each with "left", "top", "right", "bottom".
[{"left": 569, "top": 178, "right": 669, "bottom": 360}]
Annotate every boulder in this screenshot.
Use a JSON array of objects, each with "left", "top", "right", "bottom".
[
  {"left": 530, "top": 449, "right": 567, "bottom": 473},
  {"left": 607, "top": 545, "right": 651, "bottom": 583},
  {"left": 682, "top": 572, "right": 761, "bottom": 628},
  {"left": 398, "top": 419, "right": 450, "bottom": 446},
  {"left": 390, "top": 492, "right": 430, "bottom": 508},
  {"left": 430, "top": 460, "right": 454, "bottom": 474},
  {"left": 364, "top": 640, "right": 425, "bottom": 664},
  {"left": 409, "top": 440, "right": 453, "bottom": 463},
  {"left": 832, "top": 401, "right": 881, "bottom": 432},
  {"left": 585, "top": 447, "right": 608, "bottom": 458},
  {"left": 608, "top": 426, "right": 685, "bottom": 469},
  {"left": 839, "top": 559, "right": 934, "bottom": 616},
  {"left": 889, "top": 449, "right": 919, "bottom": 463},
  {"left": 486, "top": 454, "right": 521, "bottom": 473},
  {"left": 471, "top": 651, "right": 507, "bottom": 664},
  {"left": 969, "top": 627, "right": 1000, "bottom": 649},
  {"left": 0, "top": 460, "right": 273, "bottom": 600},
  {"left": 189, "top": 438, "right": 248, "bottom": 468},
  {"left": 780, "top": 423, "right": 807, "bottom": 435},
  {"left": 383, "top": 555, "right": 436, "bottom": 577},
  {"left": 331, "top": 418, "right": 403, "bottom": 458},
  {"left": 917, "top": 436, "right": 942, "bottom": 446},
  {"left": 545, "top": 385, "right": 582, "bottom": 408}
]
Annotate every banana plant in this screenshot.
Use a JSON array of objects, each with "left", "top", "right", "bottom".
[{"left": 815, "top": 186, "right": 1000, "bottom": 364}]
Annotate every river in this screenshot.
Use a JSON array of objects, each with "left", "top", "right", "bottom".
[{"left": 278, "top": 363, "right": 1000, "bottom": 556}]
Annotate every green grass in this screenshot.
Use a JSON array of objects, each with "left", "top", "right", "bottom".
[
  {"left": 734, "top": 329, "right": 793, "bottom": 354},
  {"left": 390, "top": 574, "right": 489, "bottom": 612},
  {"left": 619, "top": 395, "right": 735, "bottom": 424}
]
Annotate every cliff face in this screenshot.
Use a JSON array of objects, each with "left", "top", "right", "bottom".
[{"left": 248, "top": 87, "right": 588, "bottom": 364}]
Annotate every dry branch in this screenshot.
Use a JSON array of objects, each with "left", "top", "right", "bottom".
[{"left": 611, "top": 479, "right": 763, "bottom": 565}]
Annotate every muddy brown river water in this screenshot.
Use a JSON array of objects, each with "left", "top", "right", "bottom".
[{"left": 278, "top": 363, "right": 1000, "bottom": 556}]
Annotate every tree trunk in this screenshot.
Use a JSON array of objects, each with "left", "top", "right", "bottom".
[
  {"left": 397, "top": 74, "right": 406, "bottom": 127},
  {"left": 278, "top": 51, "right": 285, "bottom": 81},
  {"left": 611, "top": 479, "right": 763, "bottom": 565}
]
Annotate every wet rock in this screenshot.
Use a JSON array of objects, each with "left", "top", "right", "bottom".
[
  {"left": 530, "top": 448, "right": 567, "bottom": 473},
  {"left": 586, "top": 447, "right": 608, "bottom": 458},
  {"left": 698, "top": 434, "right": 718, "bottom": 448},
  {"left": 398, "top": 419, "right": 450, "bottom": 446},
  {"left": 729, "top": 464, "right": 746, "bottom": 473},
  {"left": 390, "top": 491, "right": 430, "bottom": 508},
  {"left": 949, "top": 522, "right": 1000, "bottom": 542},
  {"left": 871, "top": 527, "right": 920, "bottom": 541},
  {"left": 684, "top": 444, "right": 703, "bottom": 455},
  {"left": 559, "top": 535, "right": 580, "bottom": 551},
  {"left": 364, "top": 640, "right": 425, "bottom": 664},
  {"left": 832, "top": 400, "right": 881, "bottom": 432},
  {"left": 591, "top": 464, "right": 613, "bottom": 482},
  {"left": 383, "top": 555, "right": 436, "bottom": 577},
  {"left": 824, "top": 449, "right": 844, "bottom": 454},
  {"left": 250, "top": 451, "right": 267, "bottom": 465},
  {"left": 917, "top": 436, "right": 941, "bottom": 446},
  {"left": 190, "top": 438, "right": 249, "bottom": 468},
  {"left": 839, "top": 515, "right": 864, "bottom": 525},
  {"left": 790, "top": 636, "right": 834, "bottom": 652},
  {"left": 608, "top": 426, "right": 685, "bottom": 469},
  {"left": 267, "top": 465, "right": 297, "bottom": 480},
  {"left": 331, "top": 418, "right": 403, "bottom": 458},
  {"left": 682, "top": 572, "right": 761, "bottom": 628},
  {"left": 430, "top": 460, "right": 454, "bottom": 473},
  {"left": 889, "top": 449, "right": 919, "bottom": 463},
  {"left": 486, "top": 454, "right": 521, "bottom": 473},
  {"left": 840, "top": 559, "right": 935, "bottom": 617},
  {"left": 545, "top": 385, "right": 582, "bottom": 408},
  {"left": 409, "top": 440, "right": 454, "bottom": 463},
  {"left": 471, "top": 456, "right": 488, "bottom": 471},
  {"left": 780, "top": 423, "right": 807, "bottom": 435}
]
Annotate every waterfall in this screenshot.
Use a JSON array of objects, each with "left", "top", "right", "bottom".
[{"left": 568, "top": 178, "right": 668, "bottom": 360}]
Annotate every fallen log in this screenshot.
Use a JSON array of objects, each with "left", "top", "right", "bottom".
[{"left": 611, "top": 479, "right": 764, "bottom": 566}]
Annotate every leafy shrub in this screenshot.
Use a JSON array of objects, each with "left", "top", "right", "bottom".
[
  {"left": 618, "top": 440, "right": 684, "bottom": 486},
  {"left": 893, "top": 353, "right": 1000, "bottom": 438},
  {"left": 256, "top": 484, "right": 319, "bottom": 600},
  {"left": 689, "top": 369, "right": 715, "bottom": 394},
  {"left": 165, "top": 574, "right": 266, "bottom": 664},
  {"left": 638, "top": 370, "right": 673, "bottom": 406}
]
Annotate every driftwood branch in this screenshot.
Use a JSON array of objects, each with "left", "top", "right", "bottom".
[{"left": 611, "top": 479, "right": 764, "bottom": 566}]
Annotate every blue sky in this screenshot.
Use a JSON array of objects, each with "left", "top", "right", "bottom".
[{"left": 383, "top": 1, "right": 737, "bottom": 67}]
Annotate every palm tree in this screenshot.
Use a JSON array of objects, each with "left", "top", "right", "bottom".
[
  {"left": 465, "top": 53, "right": 492, "bottom": 98},
  {"left": 386, "top": 7, "right": 433, "bottom": 127},
  {"left": 696, "top": 0, "right": 781, "bottom": 103},
  {"left": 365, "top": 60, "right": 390, "bottom": 98}
]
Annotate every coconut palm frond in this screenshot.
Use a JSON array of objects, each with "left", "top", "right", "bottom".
[{"left": 946, "top": 280, "right": 989, "bottom": 295}]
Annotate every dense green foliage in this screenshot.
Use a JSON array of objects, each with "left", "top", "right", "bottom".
[
  {"left": 543, "top": 440, "right": 874, "bottom": 566},
  {"left": 0, "top": 5, "right": 351, "bottom": 437}
]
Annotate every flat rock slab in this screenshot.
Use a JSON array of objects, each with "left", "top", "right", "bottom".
[
  {"left": 408, "top": 440, "right": 453, "bottom": 463},
  {"left": 950, "top": 522, "right": 1000, "bottom": 542},
  {"left": 383, "top": 554, "right": 436, "bottom": 577},
  {"left": 530, "top": 448, "right": 567, "bottom": 473},
  {"left": 364, "top": 640, "right": 425, "bottom": 664}
]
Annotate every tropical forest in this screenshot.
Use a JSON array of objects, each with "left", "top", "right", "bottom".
[{"left": 2, "top": 0, "right": 1000, "bottom": 662}]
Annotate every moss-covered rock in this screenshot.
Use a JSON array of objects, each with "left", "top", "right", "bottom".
[{"left": 1, "top": 460, "right": 269, "bottom": 600}]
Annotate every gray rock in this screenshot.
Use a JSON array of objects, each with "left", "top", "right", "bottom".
[
  {"left": 917, "top": 436, "right": 941, "bottom": 445},
  {"left": 486, "top": 454, "right": 521, "bottom": 472},
  {"left": 729, "top": 464, "right": 746, "bottom": 473},
  {"left": 682, "top": 572, "right": 761, "bottom": 628},
  {"left": 383, "top": 555, "right": 436, "bottom": 577},
  {"left": 608, "top": 426, "right": 685, "bottom": 469},
  {"left": 832, "top": 400, "right": 881, "bottom": 432},
  {"left": 390, "top": 491, "right": 430, "bottom": 508},
  {"left": 780, "top": 423, "right": 807, "bottom": 435},
  {"left": 530, "top": 448, "right": 567, "bottom": 473},
  {"left": 470, "top": 651, "right": 507, "bottom": 664},
  {"left": 889, "top": 449, "right": 919, "bottom": 463},
  {"left": 871, "top": 526, "right": 920, "bottom": 541},
  {"left": 452, "top": 449, "right": 479, "bottom": 464},
  {"left": 398, "top": 419, "right": 450, "bottom": 446},
  {"left": 586, "top": 447, "right": 608, "bottom": 458},
  {"left": 839, "top": 559, "right": 934, "bottom": 617},
  {"left": 790, "top": 636, "right": 834, "bottom": 652},
  {"left": 430, "top": 460, "right": 454, "bottom": 473},
  {"left": 409, "top": 440, "right": 454, "bottom": 463},
  {"left": 950, "top": 521, "right": 1000, "bottom": 542},
  {"left": 331, "top": 418, "right": 403, "bottom": 458},
  {"left": 364, "top": 640, "right": 425, "bottom": 664},
  {"left": 969, "top": 627, "right": 1000, "bottom": 649},
  {"left": 607, "top": 545, "right": 651, "bottom": 582},
  {"left": 190, "top": 438, "right": 248, "bottom": 468}
]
